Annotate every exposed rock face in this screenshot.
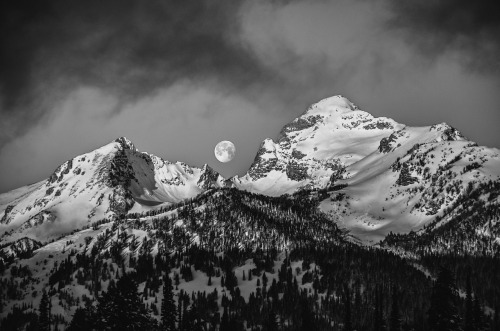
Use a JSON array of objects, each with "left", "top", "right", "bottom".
[
  {"left": 0, "top": 137, "right": 224, "bottom": 243},
  {"left": 232, "top": 95, "right": 401, "bottom": 195},
  {"left": 197, "top": 165, "right": 221, "bottom": 190},
  {"left": 379, "top": 131, "right": 402, "bottom": 153},
  {"left": 0, "top": 237, "right": 42, "bottom": 263},
  {"left": 396, "top": 163, "right": 419, "bottom": 186},
  {"left": 0, "top": 205, "right": 14, "bottom": 224},
  {"left": 286, "top": 161, "right": 309, "bottom": 181}
]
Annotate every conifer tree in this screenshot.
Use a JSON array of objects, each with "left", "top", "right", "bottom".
[
  {"left": 39, "top": 290, "right": 50, "bottom": 331},
  {"left": 374, "top": 286, "right": 387, "bottom": 331},
  {"left": 389, "top": 284, "right": 401, "bottom": 331},
  {"left": 95, "top": 273, "right": 156, "bottom": 330},
  {"left": 161, "top": 276, "right": 177, "bottom": 331},
  {"left": 343, "top": 284, "right": 352, "bottom": 331},
  {"left": 220, "top": 306, "right": 229, "bottom": 331},
  {"left": 374, "top": 288, "right": 382, "bottom": 331},
  {"left": 264, "top": 309, "right": 279, "bottom": 331},
  {"left": 465, "top": 273, "right": 473, "bottom": 331},
  {"left": 67, "top": 308, "right": 92, "bottom": 331},
  {"left": 300, "top": 299, "right": 316, "bottom": 331},
  {"left": 493, "top": 305, "right": 500, "bottom": 331},
  {"left": 428, "top": 267, "right": 462, "bottom": 331},
  {"left": 473, "top": 295, "right": 483, "bottom": 331}
]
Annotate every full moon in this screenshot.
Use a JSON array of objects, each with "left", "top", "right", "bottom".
[{"left": 214, "top": 140, "right": 235, "bottom": 163}]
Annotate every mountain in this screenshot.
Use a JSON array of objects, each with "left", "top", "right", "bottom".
[
  {"left": 0, "top": 137, "right": 225, "bottom": 246},
  {"left": 232, "top": 96, "right": 403, "bottom": 195},
  {"left": 1, "top": 95, "right": 500, "bottom": 330},
  {"left": 233, "top": 95, "right": 500, "bottom": 244}
]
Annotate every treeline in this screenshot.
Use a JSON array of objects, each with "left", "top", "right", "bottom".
[
  {"left": 1, "top": 188, "right": 499, "bottom": 330},
  {"left": 383, "top": 179, "right": 500, "bottom": 256},
  {"left": 3, "top": 244, "right": 499, "bottom": 330}
]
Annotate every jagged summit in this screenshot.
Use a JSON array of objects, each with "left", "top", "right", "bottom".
[
  {"left": 114, "top": 136, "right": 137, "bottom": 151},
  {"left": 231, "top": 95, "right": 500, "bottom": 243},
  {"left": 0, "top": 137, "right": 224, "bottom": 244},
  {"left": 429, "top": 122, "right": 467, "bottom": 142},
  {"left": 1, "top": 94, "right": 499, "bottom": 247},
  {"left": 234, "top": 95, "right": 404, "bottom": 195}
]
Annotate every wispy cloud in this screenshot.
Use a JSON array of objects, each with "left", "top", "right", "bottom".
[{"left": 0, "top": 0, "right": 499, "bottom": 193}]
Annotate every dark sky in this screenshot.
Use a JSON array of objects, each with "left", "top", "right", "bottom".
[{"left": 1, "top": 0, "right": 499, "bottom": 193}]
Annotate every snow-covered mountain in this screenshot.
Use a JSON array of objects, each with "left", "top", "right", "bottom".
[
  {"left": 2, "top": 95, "right": 500, "bottom": 248},
  {"left": 0, "top": 137, "right": 225, "bottom": 246},
  {"left": 1, "top": 95, "right": 500, "bottom": 329},
  {"left": 232, "top": 96, "right": 403, "bottom": 194},
  {"left": 232, "top": 95, "right": 500, "bottom": 243}
]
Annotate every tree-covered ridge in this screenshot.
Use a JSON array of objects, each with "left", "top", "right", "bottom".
[
  {"left": 128, "top": 187, "right": 343, "bottom": 251},
  {"left": 1, "top": 188, "right": 499, "bottom": 330},
  {"left": 382, "top": 179, "right": 500, "bottom": 256}
]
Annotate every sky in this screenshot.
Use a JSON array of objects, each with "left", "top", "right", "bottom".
[{"left": 1, "top": 0, "right": 499, "bottom": 193}]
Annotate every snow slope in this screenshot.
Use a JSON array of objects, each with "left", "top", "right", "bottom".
[
  {"left": 232, "top": 95, "right": 500, "bottom": 243},
  {"left": 0, "top": 137, "right": 225, "bottom": 245},
  {"left": 1, "top": 95, "right": 499, "bottom": 247}
]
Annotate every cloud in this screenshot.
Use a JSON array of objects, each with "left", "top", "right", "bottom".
[
  {"left": 0, "top": 0, "right": 282, "bottom": 147},
  {"left": 1, "top": 0, "right": 499, "bottom": 193},
  {"left": 4, "top": 0, "right": 498, "bottom": 149},
  {"left": 386, "top": 0, "right": 500, "bottom": 72}
]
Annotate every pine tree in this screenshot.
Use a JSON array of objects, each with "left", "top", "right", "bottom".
[
  {"left": 343, "top": 284, "right": 352, "bottom": 331},
  {"left": 181, "top": 303, "right": 194, "bottom": 331},
  {"left": 177, "top": 294, "right": 183, "bottom": 329},
  {"left": 95, "top": 273, "right": 156, "bottom": 330},
  {"left": 300, "top": 299, "right": 316, "bottom": 331},
  {"left": 264, "top": 308, "right": 279, "bottom": 331},
  {"left": 26, "top": 316, "right": 40, "bottom": 331},
  {"left": 473, "top": 295, "right": 483, "bottom": 331},
  {"left": 389, "top": 284, "right": 401, "bottom": 331},
  {"left": 374, "top": 285, "right": 387, "bottom": 331},
  {"left": 161, "top": 276, "right": 177, "bottom": 331},
  {"left": 39, "top": 290, "right": 50, "bottom": 331},
  {"left": 465, "top": 273, "right": 473, "bottom": 331},
  {"left": 220, "top": 306, "right": 229, "bottom": 331},
  {"left": 428, "top": 267, "right": 462, "bottom": 331},
  {"left": 374, "top": 288, "right": 382, "bottom": 331},
  {"left": 493, "top": 305, "right": 500, "bottom": 331},
  {"left": 67, "top": 308, "right": 92, "bottom": 331}
]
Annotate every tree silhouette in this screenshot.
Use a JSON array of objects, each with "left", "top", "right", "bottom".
[
  {"left": 67, "top": 307, "right": 93, "bottom": 331},
  {"left": 428, "top": 267, "right": 462, "bottom": 331},
  {"left": 264, "top": 308, "right": 279, "bottom": 331},
  {"left": 343, "top": 284, "right": 352, "bottom": 331},
  {"left": 39, "top": 290, "right": 50, "bottom": 331},
  {"left": 161, "top": 276, "right": 177, "bottom": 331},
  {"left": 464, "top": 273, "right": 473, "bottom": 331},
  {"left": 389, "top": 284, "right": 401, "bottom": 331},
  {"left": 374, "top": 285, "right": 387, "bottom": 331},
  {"left": 95, "top": 273, "right": 156, "bottom": 330}
]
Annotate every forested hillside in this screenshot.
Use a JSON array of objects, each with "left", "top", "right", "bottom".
[{"left": 1, "top": 188, "right": 498, "bottom": 330}]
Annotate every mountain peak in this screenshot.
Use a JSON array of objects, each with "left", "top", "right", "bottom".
[
  {"left": 114, "top": 137, "right": 137, "bottom": 151},
  {"left": 303, "top": 95, "right": 358, "bottom": 117},
  {"left": 429, "top": 122, "right": 466, "bottom": 142}
]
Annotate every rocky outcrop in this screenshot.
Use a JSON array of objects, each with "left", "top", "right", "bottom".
[{"left": 197, "top": 165, "right": 220, "bottom": 190}]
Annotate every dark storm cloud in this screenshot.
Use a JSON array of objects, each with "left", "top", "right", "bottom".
[
  {"left": 0, "top": 0, "right": 284, "bottom": 147},
  {"left": 1, "top": 0, "right": 500, "bottom": 194},
  {"left": 387, "top": 0, "right": 500, "bottom": 72}
]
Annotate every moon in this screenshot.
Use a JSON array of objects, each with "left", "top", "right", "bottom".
[{"left": 214, "top": 140, "right": 235, "bottom": 163}]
